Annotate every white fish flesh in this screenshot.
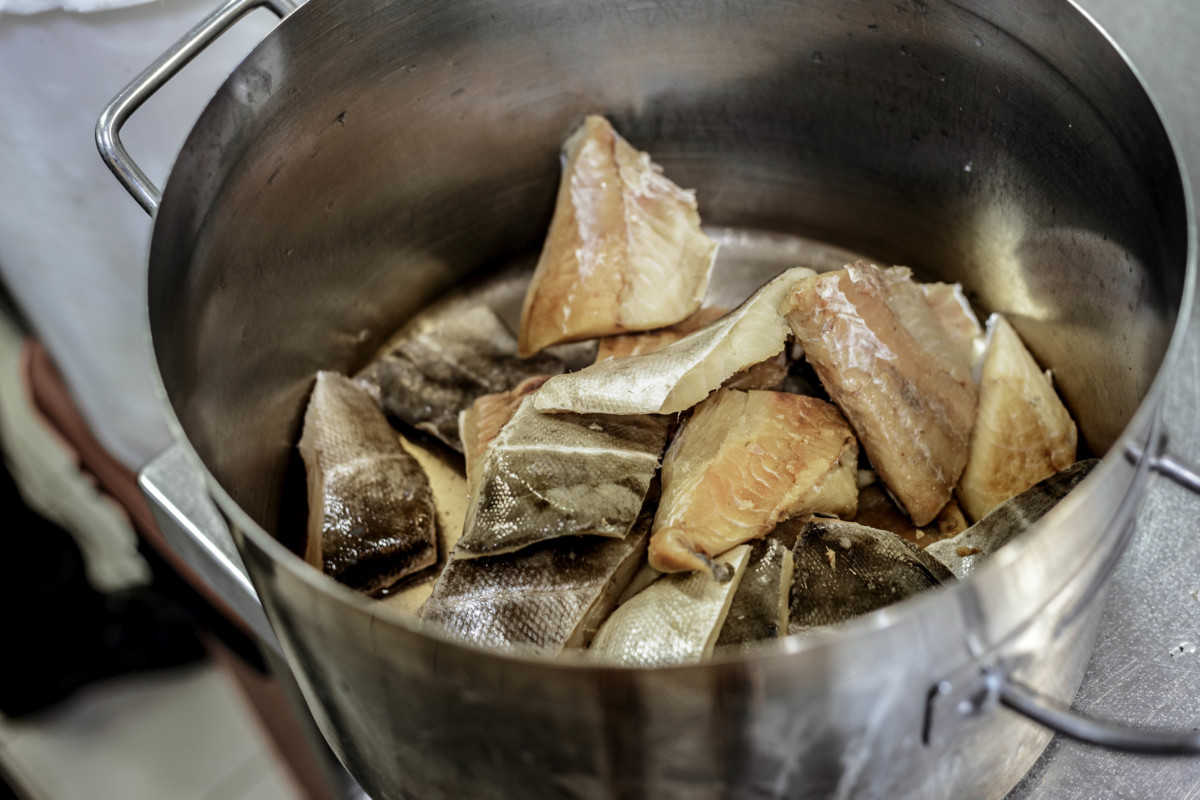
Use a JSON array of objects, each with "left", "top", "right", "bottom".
[
  {"left": 534, "top": 267, "right": 815, "bottom": 416},
  {"left": 587, "top": 544, "right": 752, "bottom": 666}
]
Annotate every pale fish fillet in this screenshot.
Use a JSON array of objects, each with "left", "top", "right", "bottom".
[
  {"left": 855, "top": 482, "right": 968, "bottom": 548},
  {"left": 518, "top": 115, "right": 718, "bottom": 356},
  {"left": 587, "top": 544, "right": 752, "bottom": 666},
  {"left": 359, "top": 304, "right": 564, "bottom": 452},
  {"left": 298, "top": 372, "right": 437, "bottom": 594},
  {"left": 715, "top": 536, "right": 794, "bottom": 654},
  {"left": 957, "top": 314, "right": 1078, "bottom": 522},
  {"left": 920, "top": 281, "right": 986, "bottom": 371},
  {"left": 928, "top": 459, "right": 1097, "bottom": 579},
  {"left": 595, "top": 306, "right": 729, "bottom": 361},
  {"left": 534, "top": 267, "right": 815, "bottom": 415},
  {"left": 454, "top": 397, "right": 670, "bottom": 558},
  {"left": 784, "top": 262, "right": 977, "bottom": 526},
  {"left": 420, "top": 513, "right": 652, "bottom": 654},
  {"left": 787, "top": 518, "right": 954, "bottom": 633},
  {"left": 377, "top": 435, "right": 469, "bottom": 615},
  {"left": 649, "top": 389, "right": 858, "bottom": 577},
  {"left": 459, "top": 375, "right": 552, "bottom": 483}
]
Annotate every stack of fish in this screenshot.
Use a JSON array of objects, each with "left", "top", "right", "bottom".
[{"left": 297, "top": 115, "right": 1094, "bottom": 665}]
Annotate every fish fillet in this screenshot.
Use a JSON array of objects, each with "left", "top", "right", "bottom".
[
  {"left": 855, "top": 482, "right": 967, "bottom": 548},
  {"left": 421, "top": 514, "right": 652, "bottom": 654},
  {"left": 534, "top": 267, "right": 815, "bottom": 415},
  {"left": 788, "top": 518, "right": 954, "bottom": 633},
  {"left": 920, "top": 281, "right": 986, "bottom": 371},
  {"left": 784, "top": 262, "right": 977, "bottom": 526},
  {"left": 957, "top": 314, "right": 1078, "bottom": 522},
  {"left": 298, "top": 372, "right": 437, "bottom": 594},
  {"left": 928, "top": 459, "right": 1097, "bottom": 579},
  {"left": 518, "top": 115, "right": 718, "bottom": 356},
  {"left": 587, "top": 544, "right": 752, "bottom": 666},
  {"left": 595, "top": 306, "right": 729, "bottom": 361},
  {"left": 360, "top": 304, "right": 564, "bottom": 452},
  {"left": 649, "top": 389, "right": 858, "bottom": 576},
  {"left": 715, "top": 536, "right": 794, "bottom": 654},
  {"left": 455, "top": 397, "right": 670, "bottom": 559}
]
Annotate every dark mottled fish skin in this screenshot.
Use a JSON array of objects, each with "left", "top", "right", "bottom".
[
  {"left": 787, "top": 518, "right": 954, "bottom": 633},
  {"left": 298, "top": 372, "right": 438, "bottom": 595},
  {"left": 928, "top": 459, "right": 1099, "bottom": 579},
  {"left": 716, "top": 537, "right": 794, "bottom": 654},
  {"left": 456, "top": 398, "right": 670, "bottom": 558},
  {"left": 361, "top": 304, "right": 564, "bottom": 451},
  {"left": 421, "top": 515, "right": 651, "bottom": 654}
]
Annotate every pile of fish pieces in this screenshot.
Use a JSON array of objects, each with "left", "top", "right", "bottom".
[{"left": 297, "top": 114, "right": 1095, "bottom": 665}]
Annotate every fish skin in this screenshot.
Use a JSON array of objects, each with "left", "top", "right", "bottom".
[
  {"left": 649, "top": 389, "right": 858, "bottom": 575},
  {"left": 595, "top": 306, "right": 729, "bottom": 362},
  {"left": 715, "top": 537, "right": 794, "bottom": 654},
  {"left": 421, "top": 513, "right": 652, "bottom": 654},
  {"left": 787, "top": 518, "right": 954, "bottom": 633},
  {"left": 534, "top": 267, "right": 816, "bottom": 416},
  {"left": 362, "top": 304, "right": 564, "bottom": 452},
  {"left": 784, "top": 262, "right": 978, "bottom": 526},
  {"left": 298, "top": 372, "right": 438, "bottom": 595},
  {"left": 518, "top": 115, "right": 718, "bottom": 357},
  {"left": 588, "top": 544, "right": 752, "bottom": 666},
  {"left": 929, "top": 459, "right": 1098, "bottom": 579},
  {"left": 455, "top": 397, "right": 670, "bottom": 559},
  {"left": 459, "top": 375, "right": 552, "bottom": 483},
  {"left": 855, "top": 482, "right": 968, "bottom": 548},
  {"left": 957, "top": 314, "right": 1078, "bottom": 522}
]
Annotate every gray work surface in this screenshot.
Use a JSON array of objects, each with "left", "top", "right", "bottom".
[{"left": 1009, "top": 3, "right": 1200, "bottom": 796}]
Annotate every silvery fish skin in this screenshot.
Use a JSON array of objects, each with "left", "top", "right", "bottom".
[
  {"left": 929, "top": 459, "right": 1098, "bottom": 579},
  {"left": 298, "top": 372, "right": 437, "bottom": 594},
  {"left": 588, "top": 544, "right": 752, "bottom": 667},
  {"left": 595, "top": 306, "right": 729, "bottom": 362},
  {"left": 518, "top": 115, "right": 718, "bottom": 357},
  {"left": 459, "top": 375, "right": 552, "bottom": 484},
  {"left": 855, "top": 482, "right": 968, "bottom": 548},
  {"left": 421, "top": 514, "right": 652, "bottom": 654},
  {"left": 788, "top": 518, "right": 954, "bottom": 633},
  {"left": 360, "top": 304, "right": 564, "bottom": 452},
  {"left": 534, "top": 267, "right": 816, "bottom": 416},
  {"left": 455, "top": 397, "right": 670, "bottom": 558},
  {"left": 957, "top": 314, "right": 1078, "bottom": 522},
  {"left": 715, "top": 537, "right": 795, "bottom": 654},
  {"left": 649, "top": 389, "right": 858, "bottom": 576},
  {"left": 784, "top": 262, "right": 978, "bottom": 526}
]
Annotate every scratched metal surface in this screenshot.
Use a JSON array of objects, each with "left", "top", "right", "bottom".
[{"left": 1009, "top": 1, "right": 1200, "bottom": 796}]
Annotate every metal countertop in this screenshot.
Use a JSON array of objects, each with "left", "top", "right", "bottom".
[{"left": 1009, "top": 1, "right": 1200, "bottom": 796}]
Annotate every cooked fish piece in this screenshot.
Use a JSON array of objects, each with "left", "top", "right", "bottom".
[
  {"left": 715, "top": 537, "right": 794, "bottom": 654},
  {"left": 360, "top": 304, "right": 564, "bottom": 452},
  {"left": 455, "top": 397, "right": 670, "bottom": 559},
  {"left": 722, "top": 351, "right": 791, "bottom": 392},
  {"left": 298, "top": 372, "right": 438, "bottom": 594},
  {"left": 929, "top": 459, "right": 1097, "bottom": 579},
  {"left": 617, "top": 560, "right": 663, "bottom": 605},
  {"left": 596, "top": 306, "right": 729, "bottom": 361},
  {"left": 421, "top": 514, "right": 651, "bottom": 654},
  {"left": 649, "top": 389, "right": 858, "bottom": 577},
  {"left": 459, "top": 375, "right": 552, "bottom": 483},
  {"left": 855, "top": 483, "right": 968, "bottom": 548},
  {"left": 957, "top": 314, "right": 1078, "bottom": 522},
  {"left": 784, "top": 262, "right": 977, "bottom": 526},
  {"left": 788, "top": 518, "right": 954, "bottom": 633},
  {"left": 518, "top": 115, "right": 718, "bottom": 356},
  {"left": 920, "top": 281, "right": 986, "bottom": 371},
  {"left": 587, "top": 544, "right": 752, "bottom": 666},
  {"left": 535, "top": 267, "right": 815, "bottom": 415}
]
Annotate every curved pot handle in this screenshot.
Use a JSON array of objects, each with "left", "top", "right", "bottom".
[{"left": 96, "top": 0, "right": 298, "bottom": 214}]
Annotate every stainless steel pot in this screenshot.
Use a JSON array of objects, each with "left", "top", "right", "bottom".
[{"left": 98, "top": 0, "right": 1200, "bottom": 797}]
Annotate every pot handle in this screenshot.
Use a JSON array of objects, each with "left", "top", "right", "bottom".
[{"left": 95, "top": 0, "right": 298, "bottom": 214}]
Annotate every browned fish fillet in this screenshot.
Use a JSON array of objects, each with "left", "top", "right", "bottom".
[
  {"left": 784, "top": 262, "right": 977, "bottom": 526},
  {"left": 518, "top": 115, "right": 718, "bottom": 356},
  {"left": 957, "top": 314, "right": 1078, "bottom": 521},
  {"left": 855, "top": 482, "right": 968, "bottom": 548},
  {"left": 298, "top": 372, "right": 437, "bottom": 594},
  {"left": 595, "top": 306, "right": 729, "bottom": 362},
  {"left": 421, "top": 514, "right": 652, "bottom": 654},
  {"left": 649, "top": 389, "right": 858, "bottom": 576}
]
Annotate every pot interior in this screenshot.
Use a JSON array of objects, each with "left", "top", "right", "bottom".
[{"left": 149, "top": 0, "right": 1189, "bottom": 547}]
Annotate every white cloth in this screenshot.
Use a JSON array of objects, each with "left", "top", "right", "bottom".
[{"left": 0, "top": 1, "right": 277, "bottom": 469}]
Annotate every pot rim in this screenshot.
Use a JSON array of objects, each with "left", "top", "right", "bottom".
[{"left": 146, "top": 0, "right": 1198, "bottom": 677}]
